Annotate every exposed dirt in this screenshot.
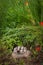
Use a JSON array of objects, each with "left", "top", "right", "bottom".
[
  {"left": 0, "top": 46, "right": 43, "bottom": 65},
  {"left": 0, "top": 52, "right": 43, "bottom": 65}
]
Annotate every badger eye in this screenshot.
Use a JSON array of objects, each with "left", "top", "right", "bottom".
[{"left": 17, "top": 50, "right": 20, "bottom": 53}]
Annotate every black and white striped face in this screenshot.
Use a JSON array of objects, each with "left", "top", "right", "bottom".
[{"left": 14, "top": 46, "right": 27, "bottom": 54}]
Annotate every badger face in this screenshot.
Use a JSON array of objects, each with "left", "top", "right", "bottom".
[
  {"left": 13, "top": 46, "right": 27, "bottom": 54},
  {"left": 12, "top": 46, "right": 32, "bottom": 58}
]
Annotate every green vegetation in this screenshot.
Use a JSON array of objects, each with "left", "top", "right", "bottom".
[{"left": 0, "top": 0, "right": 43, "bottom": 65}]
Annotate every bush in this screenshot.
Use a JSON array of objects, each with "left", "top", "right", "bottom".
[{"left": 1, "top": 26, "right": 43, "bottom": 52}]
